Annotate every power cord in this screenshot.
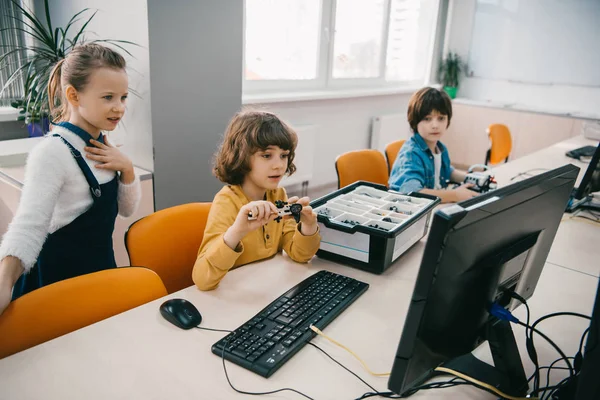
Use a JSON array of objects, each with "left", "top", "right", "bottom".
[
  {"left": 307, "top": 342, "right": 380, "bottom": 394},
  {"left": 195, "top": 326, "right": 315, "bottom": 400},
  {"left": 308, "top": 331, "right": 477, "bottom": 399},
  {"left": 310, "top": 327, "right": 532, "bottom": 399},
  {"left": 434, "top": 366, "right": 538, "bottom": 400},
  {"left": 310, "top": 325, "right": 390, "bottom": 376}
]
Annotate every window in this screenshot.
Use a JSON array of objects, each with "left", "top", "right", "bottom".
[
  {"left": 0, "top": 0, "right": 27, "bottom": 107},
  {"left": 243, "top": 0, "right": 441, "bottom": 95}
]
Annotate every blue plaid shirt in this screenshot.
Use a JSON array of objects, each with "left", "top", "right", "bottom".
[{"left": 388, "top": 133, "right": 454, "bottom": 194}]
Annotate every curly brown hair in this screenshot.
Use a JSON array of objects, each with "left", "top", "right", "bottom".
[
  {"left": 213, "top": 110, "right": 298, "bottom": 185},
  {"left": 407, "top": 87, "right": 452, "bottom": 133}
]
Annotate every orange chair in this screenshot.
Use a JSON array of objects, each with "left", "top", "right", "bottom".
[
  {"left": 125, "top": 202, "right": 211, "bottom": 294},
  {"left": 0, "top": 267, "right": 167, "bottom": 359},
  {"left": 384, "top": 140, "right": 406, "bottom": 173},
  {"left": 485, "top": 124, "right": 512, "bottom": 165},
  {"left": 335, "top": 149, "right": 389, "bottom": 189}
]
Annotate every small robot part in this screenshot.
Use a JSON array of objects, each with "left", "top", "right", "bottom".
[{"left": 248, "top": 200, "right": 303, "bottom": 223}]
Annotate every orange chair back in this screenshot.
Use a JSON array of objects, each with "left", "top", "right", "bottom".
[
  {"left": 384, "top": 140, "right": 406, "bottom": 173},
  {"left": 335, "top": 149, "right": 389, "bottom": 189},
  {"left": 486, "top": 124, "right": 512, "bottom": 165},
  {"left": 0, "top": 267, "right": 167, "bottom": 359},
  {"left": 125, "top": 202, "right": 211, "bottom": 293}
]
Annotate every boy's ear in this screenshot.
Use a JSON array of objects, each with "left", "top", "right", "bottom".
[{"left": 65, "top": 85, "right": 79, "bottom": 107}]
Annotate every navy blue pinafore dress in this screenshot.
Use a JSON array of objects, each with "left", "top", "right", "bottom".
[{"left": 12, "top": 122, "right": 119, "bottom": 300}]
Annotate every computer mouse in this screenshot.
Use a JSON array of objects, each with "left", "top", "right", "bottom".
[{"left": 159, "top": 298, "right": 202, "bottom": 330}]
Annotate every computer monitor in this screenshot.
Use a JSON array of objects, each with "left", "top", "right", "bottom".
[
  {"left": 568, "top": 142, "right": 600, "bottom": 212},
  {"left": 388, "top": 164, "right": 580, "bottom": 397}
]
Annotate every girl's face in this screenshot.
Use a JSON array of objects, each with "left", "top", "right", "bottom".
[
  {"left": 68, "top": 67, "right": 128, "bottom": 135},
  {"left": 244, "top": 145, "right": 290, "bottom": 194},
  {"left": 416, "top": 110, "right": 449, "bottom": 146}
]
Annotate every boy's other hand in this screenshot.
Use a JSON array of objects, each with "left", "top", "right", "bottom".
[
  {"left": 288, "top": 196, "right": 318, "bottom": 236},
  {"left": 452, "top": 183, "right": 479, "bottom": 202}
]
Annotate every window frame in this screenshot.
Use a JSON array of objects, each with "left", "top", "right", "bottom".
[{"left": 242, "top": 0, "right": 442, "bottom": 97}]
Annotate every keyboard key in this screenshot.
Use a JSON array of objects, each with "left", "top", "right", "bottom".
[{"left": 232, "top": 347, "right": 249, "bottom": 359}]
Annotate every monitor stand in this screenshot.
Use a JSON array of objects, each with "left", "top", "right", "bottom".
[{"left": 428, "top": 319, "right": 529, "bottom": 397}]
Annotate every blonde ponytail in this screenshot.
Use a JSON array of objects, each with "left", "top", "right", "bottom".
[{"left": 48, "top": 58, "right": 66, "bottom": 122}]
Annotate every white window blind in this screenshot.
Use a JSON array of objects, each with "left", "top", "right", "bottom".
[
  {"left": 0, "top": 0, "right": 27, "bottom": 107},
  {"left": 244, "top": 0, "right": 441, "bottom": 95}
]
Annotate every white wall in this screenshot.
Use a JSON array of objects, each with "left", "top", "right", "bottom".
[
  {"left": 36, "top": 0, "right": 154, "bottom": 171},
  {"left": 445, "top": 0, "right": 600, "bottom": 116},
  {"left": 253, "top": 93, "right": 413, "bottom": 195},
  {"left": 147, "top": 0, "right": 243, "bottom": 209}
]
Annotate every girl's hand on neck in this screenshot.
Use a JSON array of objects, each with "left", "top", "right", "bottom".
[{"left": 84, "top": 138, "right": 135, "bottom": 183}]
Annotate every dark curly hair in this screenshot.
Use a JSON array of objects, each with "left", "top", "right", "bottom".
[
  {"left": 213, "top": 110, "right": 298, "bottom": 185},
  {"left": 407, "top": 87, "right": 452, "bottom": 133}
]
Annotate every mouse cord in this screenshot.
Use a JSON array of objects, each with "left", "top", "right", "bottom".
[
  {"left": 194, "top": 326, "right": 233, "bottom": 333},
  {"left": 195, "top": 326, "right": 316, "bottom": 400}
]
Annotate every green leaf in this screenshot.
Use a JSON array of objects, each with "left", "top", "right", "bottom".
[
  {"left": 9, "top": 1, "right": 55, "bottom": 49},
  {"left": 44, "top": 0, "right": 54, "bottom": 44},
  {"left": 71, "top": 10, "right": 98, "bottom": 46}
]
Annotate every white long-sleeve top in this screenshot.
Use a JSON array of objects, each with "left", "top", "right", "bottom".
[{"left": 0, "top": 125, "right": 141, "bottom": 272}]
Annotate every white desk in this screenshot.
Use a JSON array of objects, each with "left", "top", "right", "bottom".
[
  {"left": 491, "top": 135, "right": 600, "bottom": 277},
  {"left": 0, "top": 137, "right": 598, "bottom": 400}
]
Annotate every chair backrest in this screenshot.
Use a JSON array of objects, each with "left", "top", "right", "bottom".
[
  {"left": 384, "top": 140, "right": 406, "bottom": 173},
  {"left": 335, "top": 149, "right": 389, "bottom": 189},
  {"left": 125, "top": 202, "right": 211, "bottom": 294},
  {"left": 0, "top": 267, "right": 167, "bottom": 359},
  {"left": 486, "top": 124, "right": 512, "bottom": 165}
]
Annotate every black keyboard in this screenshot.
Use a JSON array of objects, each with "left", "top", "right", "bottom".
[
  {"left": 566, "top": 145, "right": 597, "bottom": 159},
  {"left": 212, "top": 270, "right": 369, "bottom": 377}
]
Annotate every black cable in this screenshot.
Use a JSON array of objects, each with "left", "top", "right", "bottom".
[
  {"left": 529, "top": 312, "right": 591, "bottom": 375},
  {"left": 307, "top": 342, "right": 380, "bottom": 395},
  {"left": 544, "top": 357, "right": 575, "bottom": 396},
  {"left": 527, "top": 362, "right": 572, "bottom": 383},
  {"left": 516, "top": 321, "right": 574, "bottom": 382},
  {"left": 355, "top": 379, "right": 471, "bottom": 400},
  {"left": 194, "top": 326, "right": 234, "bottom": 333},
  {"left": 509, "top": 292, "right": 540, "bottom": 391},
  {"left": 578, "top": 327, "right": 590, "bottom": 355},
  {"left": 195, "top": 326, "right": 315, "bottom": 400},
  {"left": 510, "top": 168, "right": 549, "bottom": 181},
  {"left": 307, "top": 341, "right": 472, "bottom": 399},
  {"left": 538, "top": 374, "right": 574, "bottom": 400}
]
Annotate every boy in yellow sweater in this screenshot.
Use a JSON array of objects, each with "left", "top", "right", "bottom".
[{"left": 192, "top": 110, "right": 321, "bottom": 290}]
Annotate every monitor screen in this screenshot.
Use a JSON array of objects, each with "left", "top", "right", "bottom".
[{"left": 388, "top": 164, "right": 579, "bottom": 396}]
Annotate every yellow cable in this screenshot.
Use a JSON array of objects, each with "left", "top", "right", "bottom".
[
  {"left": 434, "top": 366, "right": 538, "bottom": 400},
  {"left": 309, "top": 325, "right": 390, "bottom": 377}
]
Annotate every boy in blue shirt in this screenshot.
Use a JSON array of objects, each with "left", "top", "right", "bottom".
[{"left": 388, "top": 87, "right": 478, "bottom": 203}]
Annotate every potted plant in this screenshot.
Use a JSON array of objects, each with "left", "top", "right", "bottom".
[
  {"left": 0, "top": 0, "right": 136, "bottom": 137},
  {"left": 438, "top": 52, "right": 465, "bottom": 99}
]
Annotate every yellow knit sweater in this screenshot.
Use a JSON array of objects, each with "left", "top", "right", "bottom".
[{"left": 192, "top": 185, "right": 321, "bottom": 290}]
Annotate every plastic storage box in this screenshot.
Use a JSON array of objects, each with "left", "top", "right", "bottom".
[{"left": 311, "top": 181, "right": 440, "bottom": 274}]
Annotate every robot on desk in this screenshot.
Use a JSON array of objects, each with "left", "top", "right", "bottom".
[
  {"left": 451, "top": 165, "right": 498, "bottom": 193},
  {"left": 248, "top": 200, "right": 303, "bottom": 223}
]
